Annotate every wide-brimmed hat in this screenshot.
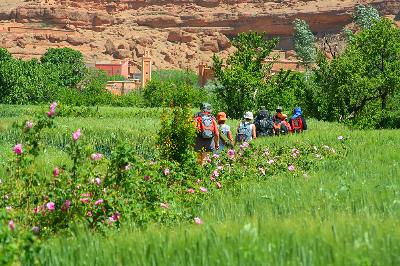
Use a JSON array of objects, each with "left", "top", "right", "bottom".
[
  {"left": 217, "top": 112, "right": 227, "bottom": 121},
  {"left": 244, "top": 111, "right": 254, "bottom": 120}
]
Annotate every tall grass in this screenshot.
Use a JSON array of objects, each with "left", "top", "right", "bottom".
[{"left": 1, "top": 105, "right": 399, "bottom": 265}]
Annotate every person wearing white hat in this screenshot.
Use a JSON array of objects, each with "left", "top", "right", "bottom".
[{"left": 236, "top": 111, "right": 257, "bottom": 143}]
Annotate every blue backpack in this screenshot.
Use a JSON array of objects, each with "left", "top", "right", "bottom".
[{"left": 236, "top": 122, "right": 252, "bottom": 142}]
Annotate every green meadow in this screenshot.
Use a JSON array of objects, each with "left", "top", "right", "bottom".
[{"left": 1, "top": 105, "right": 399, "bottom": 265}]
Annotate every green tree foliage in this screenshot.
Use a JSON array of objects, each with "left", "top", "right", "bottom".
[
  {"left": 143, "top": 79, "right": 204, "bottom": 108},
  {"left": 41, "top": 48, "right": 86, "bottom": 88},
  {"left": 0, "top": 58, "right": 62, "bottom": 104},
  {"left": 212, "top": 32, "right": 278, "bottom": 118},
  {"left": 293, "top": 19, "right": 316, "bottom": 66},
  {"left": 0, "top": 48, "right": 12, "bottom": 62},
  {"left": 353, "top": 5, "right": 380, "bottom": 29},
  {"left": 314, "top": 18, "right": 400, "bottom": 128}
]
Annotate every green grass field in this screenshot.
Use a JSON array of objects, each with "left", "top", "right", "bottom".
[{"left": 1, "top": 105, "right": 399, "bottom": 265}]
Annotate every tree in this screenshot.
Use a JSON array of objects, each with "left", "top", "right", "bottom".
[
  {"left": 353, "top": 5, "right": 380, "bottom": 30},
  {"left": 314, "top": 18, "right": 400, "bottom": 128},
  {"left": 0, "top": 48, "right": 12, "bottom": 62},
  {"left": 293, "top": 19, "right": 316, "bottom": 66},
  {"left": 41, "top": 48, "right": 86, "bottom": 88},
  {"left": 212, "top": 32, "right": 278, "bottom": 118}
]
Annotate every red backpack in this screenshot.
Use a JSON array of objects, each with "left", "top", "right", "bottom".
[{"left": 291, "top": 117, "right": 303, "bottom": 133}]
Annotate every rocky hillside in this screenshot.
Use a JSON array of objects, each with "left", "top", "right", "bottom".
[{"left": 0, "top": 0, "right": 399, "bottom": 71}]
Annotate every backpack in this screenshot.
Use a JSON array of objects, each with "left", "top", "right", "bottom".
[
  {"left": 255, "top": 117, "right": 274, "bottom": 136},
  {"left": 197, "top": 113, "right": 215, "bottom": 139},
  {"left": 274, "top": 121, "right": 289, "bottom": 136},
  {"left": 291, "top": 117, "right": 303, "bottom": 133},
  {"left": 236, "top": 122, "right": 252, "bottom": 142}
]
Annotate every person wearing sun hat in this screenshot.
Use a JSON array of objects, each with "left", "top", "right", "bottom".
[
  {"left": 236, "top": 111, "right": 257, "bottom": 143},
  {"left": 212, "top": 112, "right": 234, "bottom": 152}
]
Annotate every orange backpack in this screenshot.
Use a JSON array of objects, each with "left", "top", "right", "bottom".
[{"left": 196, "top": 113, "right": 215, "bottom": 139}]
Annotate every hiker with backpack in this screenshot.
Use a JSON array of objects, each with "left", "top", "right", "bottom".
[
  {"left": 194, "top": 103, "right": 220, "bottom": 164},
  {"left": 273, "top": 106, "right": 291, "bottom": 135},
  {"left": 288, "top": 107, "right": 307, "bottom": 133},
  {"left": 212, "top": 112, "right": 234, "bottom": 152},
  {"left": 236, "top": 111, "right": 257, "bottom": 143},
  {"left": 254, "top": 106, "right": 274, "bottom": 137}
]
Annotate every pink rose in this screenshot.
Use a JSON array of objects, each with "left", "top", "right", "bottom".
[
  {"left": 160, "top": 203, "right": 169, "bottom": 209},
  {"left": 163, "top": 168, "right": 170, "bottom": 176},
  {"left": 80, "top": 198, "right": 90, "bottom": 203},
  {"left": 95, "top": 199, "right": 104, "bottom": 205},
  {"left": 199, "top": 187, "right": 208, "bottom": 193},
  {"left": 212, "top": 170, "right": 219, "bottom": 178},
  {"left": 13, "top": 144, "right": 23, "bottom": 155},
  {"left": 213, "top": 153, "right": 219, "bottom": 159},
  {"left": 187, "top": 188, "right": 195, "bottom": 194},
  {"left": 46, "top": 202, "right": 55, "bottom": 211},
  {"left": 194, "top": 217, "right": 203, "bottom": 224},
  {"left": 268, "top": 159, "right": 274, "bottom": 165},
  {"left": 25, "top": 121, "right": 33, "bottom": 129},
  {"left": 62, "top": 200, "right": 71, "bottom": 211},
  {"left": 72, "top": 129, "right": 81, "bottom": 142},
  {"left": 95, "top": 177, "right": 101, "bottom": 185},
  {"left": 91, "top": 153, "right": 103, "bottom": 161},
  {"left": 87, "top": 211, "right": 93, "bottom": 217},
  {"left": 227, "top": 149, "right": 235, "bottom": 159},
  {"left": 8, "top": 220, "right": 15, "bottom": 231},
  {"left": 288, "top": 165, "right": 295, "bottom": 172},
  {"left": 53, "top": 167, "right": 60, "bottom": 177},
  {"left": 144, "top": 175, "right": 151, "bottom": 181}
]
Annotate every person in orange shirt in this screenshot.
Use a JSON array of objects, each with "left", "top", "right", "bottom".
[{"left": 194, "top": 103, "right": 219, "bottom": 164}]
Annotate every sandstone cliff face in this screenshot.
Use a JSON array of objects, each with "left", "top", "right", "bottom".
[{"left": 0, "top": 0, "right": 399, "bottom": 71}]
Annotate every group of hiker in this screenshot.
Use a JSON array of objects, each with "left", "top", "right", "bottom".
[{"left": 194, "top": 103, "right": 307, "bottom": 162}]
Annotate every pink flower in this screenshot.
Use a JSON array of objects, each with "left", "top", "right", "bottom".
[
  {"left": 160, "top": 203, "right": 169, "bottom": 209},
  {"left": 95, "top": 177, "right": 101, "bottom": 185},
  {"left": 268, "top": 159, "right": 274, "bottom": 165},
  {"left": 34, "top": 206, "right": 40, "bottom": 214},
  {"left": 216, "top": 182, "right": 222, "bottom": 189},
  {"left": 199, "top": 187, "right": 208, "bottom": 193},
  {"left": 53, "top": 167, "right": 60, "bottom": 177},
  {"left": 163, "top": 168, "right": 170, "bottom": 176},
  {"left": 25, "top": 121, "right": 33, "bottom": 129},
  {"left": 72, "top": 128, "right": 81, "bottom": 142},
  {"left": 337, "top": 135, "right": 344, "bottom": 141},
  {"left": 62, "top": 200, "right": 71, "bottom": 211},
  {"left": 80, "top": 198, "right": 90, "bottom": 203},
  {"left": 227, "top": 149, "right": 235, "bottom": 159},
  {"left": 46, "top": 202, "right": 55, "bottom": 211},
  {"left": 6, "top": 206, "right": 12, "bottom": 212},
  {"left": 288, "top": 165, "right": 295, "bottom": 172},
  {"left": 259, "top": 167, "right": 266, "bottom": 175},
  {"left": 194, "top": 217, "right": 203, "bottom": 224},
  {"left": 187, "top": 188, "right": 195, "bottom": 194},
  {"left": 8, "top": 220, "right": 15, "bottom": 231},
  {"left": 212, "top": 170, "right": 219, "bottom": 178},
  {"left": 144, "top": 175, "right": 151, "bottom": 181},
  {"left": 87, "top": 211, "right": 93, "bottom": 217},
  {"left": 95, "top": 199, "right": 104, "bottom": 205},
  {"left": 196, "top": 179, "right": 201, "bottom": 184},
  {"left": 217, "top": 165, "right": 224, "bottom": 171},
  {"left": 213, "top": 153, "right": 220, "bottom": 159},
  {"left": 90, "top": 153, "right": 103, "bottom": 161},
  {"left": 13, "top": 144, "right": 23, "bottom": 155},
  {"left": 110, "top": 211, "right": 121, "bottom": 222},
  {"left": 239, "top": 142, "right": 249, "bottom": 149}
]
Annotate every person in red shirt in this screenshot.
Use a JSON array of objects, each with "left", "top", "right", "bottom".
[{"left": 194, "top": 103, "right": 219, "bottom": 165}]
